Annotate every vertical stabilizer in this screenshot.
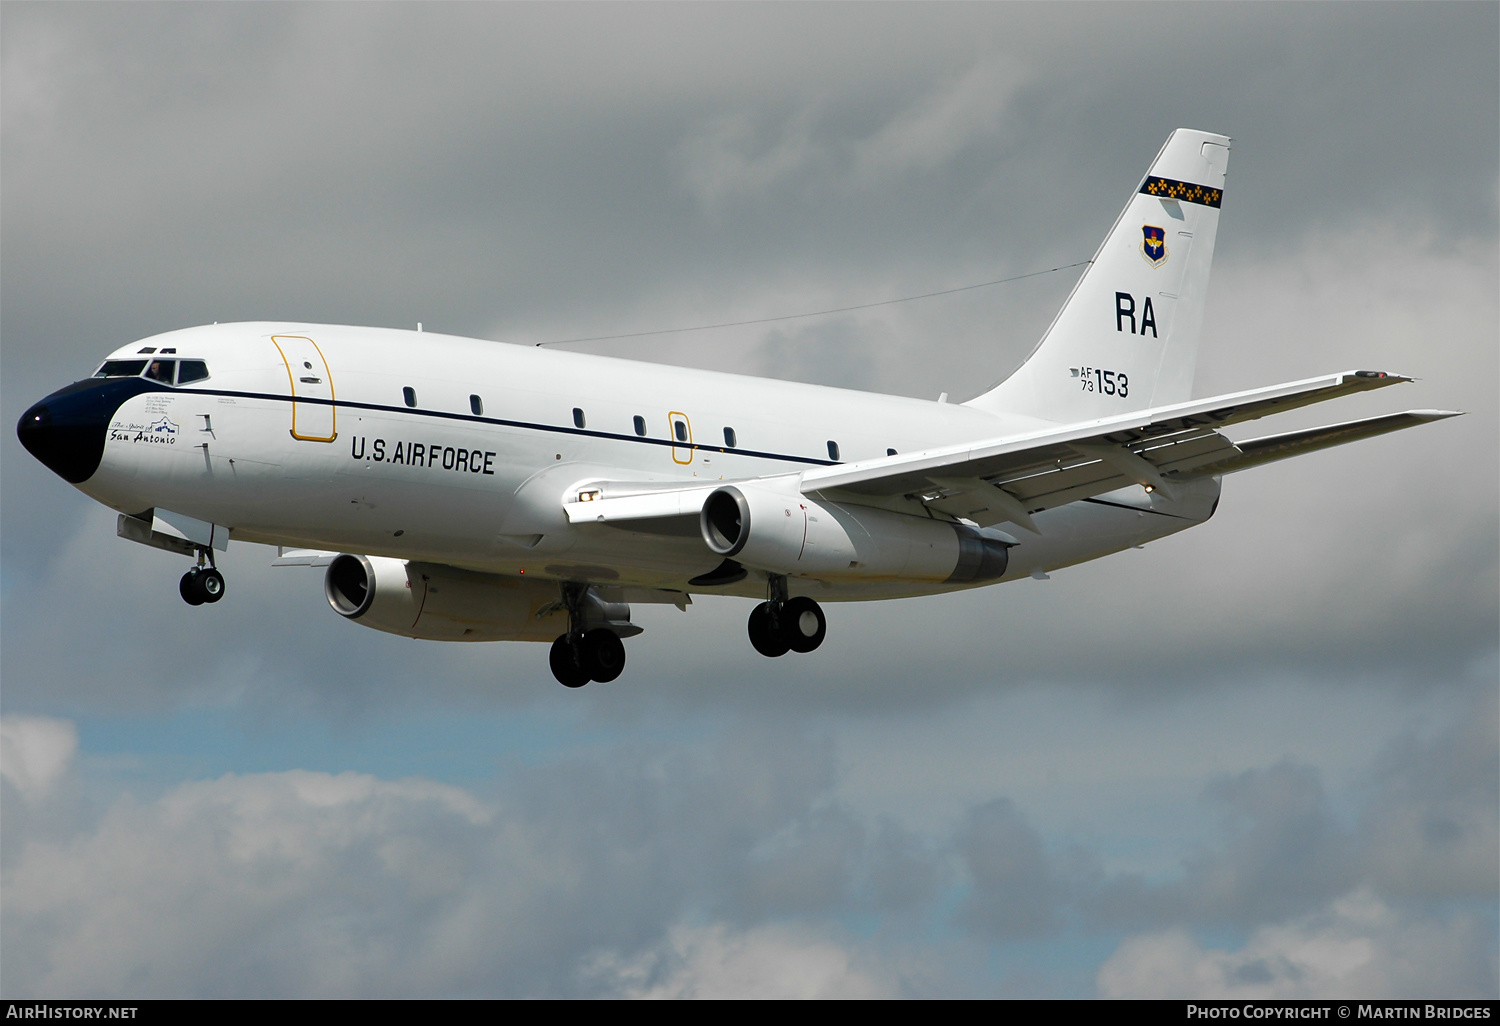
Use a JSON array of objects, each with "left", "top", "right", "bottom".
[{"left": 967, "top": 129, "right": 1230, "bottom": 421}]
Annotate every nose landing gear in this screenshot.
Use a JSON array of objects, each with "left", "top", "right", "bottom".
[
  {"left": 747, "top": 575, "right": 826, "bottom": 657},
  {"left": 179, "top": 549, "right": 226, "bottom": 606}
]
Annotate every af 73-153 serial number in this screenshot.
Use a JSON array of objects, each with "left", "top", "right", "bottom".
[{"left": 1074, "top": 367, "right": 1130, "bottom": 397}]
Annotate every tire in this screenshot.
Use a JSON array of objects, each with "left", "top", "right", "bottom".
[
  {"left": 748, "top": 602, "right": 789, "bottom": 657},
  {"left": 549, "top": 634, "right": 591, "bottom": 688},
  {"left": 583, "top": 629, "right": 626, "bottom": 683},
  {"left": 199, "top": 568, "right": 226, "bottom": 603},
  {"left": 781, "top": 596, "right": 826, "bottom": 653},
  {"left": 180, "top": 570, "right": 206, "bottom": 606}
]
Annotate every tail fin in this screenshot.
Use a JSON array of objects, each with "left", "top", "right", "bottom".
[{"left": 967, "top": 129, "right": 1230, "bottom": 421}]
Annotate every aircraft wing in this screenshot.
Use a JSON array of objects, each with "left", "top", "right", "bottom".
[
  {"left": 563, "top": 371, "right": 1450, "bottom": 536},
  {"left": 800, "top": 370, "right": 1436, "bottom": 532}
]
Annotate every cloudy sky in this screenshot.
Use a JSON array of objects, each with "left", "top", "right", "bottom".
[{"left": 2, "top": 2, "right": 1496, "bottom": 999}]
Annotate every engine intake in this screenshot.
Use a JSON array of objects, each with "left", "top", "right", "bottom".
[{"left": 324, "top": 554, "right": 595, "bottom": 642}]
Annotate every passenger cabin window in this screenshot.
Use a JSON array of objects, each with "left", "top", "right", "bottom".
[
  {"left": 176, "top": 361, "right": 209, "bottom": 385},
  {"left": 573, "top": 407, "right": 586, "bottom": 429},
  {"left": 827, "top": 440, "right": 840, "bottom": 461},
  {"left": 470, "top": 395, "right": 483, "bottom": 416},
  {"left": 633, "top": 415, "right": 646, "bottom": 437},
  {"left": 144, "top": 359, "right": 175, "bottom": 383},
  {"left": 95, "top": 360, "right": 148, "bottom": 378},
  {"left": 674, "top": 420, "right": 688, "bottom": 443},
  {"left": 887, "top": 448, "right": 897, "bottom": 456},
  {"left": 403, "top": 387, "right": 417, "bottom": 408},
  {"left": 723, "top": 427, "right": 737, "bottom": 448}
]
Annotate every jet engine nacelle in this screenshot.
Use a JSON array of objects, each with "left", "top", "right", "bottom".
[
  {"left": 699, "top": 483, "right": 1009, "bottom": 583},
  {"left": 324, "top": 554, "right": 580, "bottom": 642}
]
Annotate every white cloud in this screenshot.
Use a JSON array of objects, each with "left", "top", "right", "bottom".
[
  {"left": 0, "top": 722, "right": 886, "bottom": 997},
  {"left": 0, "top": 715, "right": 77, "bottom": 804},
  {"left": 585, "top": 922, "right": 900, "bottom": 999},
  {"left": 1097, "top": 889, "right": 1496, "bottom": 999},
  {"left": 675, "top": 56, "right": 1024, "bottom": 208},
  {"left": 3, "top": 767, "right": 500, "bottom": 997},
  {"left": 849, "top": 59, "right": 1024, "bottom": 187}
]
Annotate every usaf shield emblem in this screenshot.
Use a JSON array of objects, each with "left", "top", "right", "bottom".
[{"left": 1140, "top": 225, "right": 1168, "bottom": 267}]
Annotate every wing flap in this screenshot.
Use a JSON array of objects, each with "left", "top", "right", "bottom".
[{"left": 802, "top": 370, "right": 1409, "bottom": 498}]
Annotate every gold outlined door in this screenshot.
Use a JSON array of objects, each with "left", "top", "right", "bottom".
[
  {"left": 668, "top": 411, "right": 693, "bottom": 465},
  {"left": 272, "top": 335, "right": 336, "bottom": 441}
]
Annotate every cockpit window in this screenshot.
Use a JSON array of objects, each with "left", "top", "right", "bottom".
[
  {"left": 176, "top": 360, "right": 209, "bottom": 385},
  {"left": 95, "top": 360, "right": 149, "bottom": 378},
  {"left": 93, "top": 358, "right": 210, "bottom": 385}
]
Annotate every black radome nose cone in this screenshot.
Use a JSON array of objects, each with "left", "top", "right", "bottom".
[
  {"left": 16, "top": 377, "right": 158, "bottom": 484},
  {"left": 18, "top": 397, "right": 106, "bottom": 484}
]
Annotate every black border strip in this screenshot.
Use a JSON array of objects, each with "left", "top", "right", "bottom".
[{"left": 1139, "top": 174, "right": 1223, "bottom": 208}]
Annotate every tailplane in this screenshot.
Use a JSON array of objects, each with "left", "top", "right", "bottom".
[{"left": 967, "top": 129, "right": 1230, "bottom": 421}]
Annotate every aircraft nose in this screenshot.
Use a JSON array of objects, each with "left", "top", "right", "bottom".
[{"left": 16, "top": 378, "right": 149, "bottom": 484}]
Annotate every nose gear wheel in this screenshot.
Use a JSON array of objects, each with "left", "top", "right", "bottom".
[{"left": 179, "top": 549, "right": 226, "bottom": 605}]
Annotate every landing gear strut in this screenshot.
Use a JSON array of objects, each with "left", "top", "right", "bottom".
[
  {"left": 549, "top": 584, "right": 629, "bottom": 688},
  {"left": 748, "top": 575, "right": 826, "bottom": 657},
  {"left": 179, "top": 548, "right": 225, "bottom": 606}
]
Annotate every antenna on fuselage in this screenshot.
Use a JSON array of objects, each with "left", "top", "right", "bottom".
[{"left": 529, "top": 260, "right": 1091, "bottom": 348}]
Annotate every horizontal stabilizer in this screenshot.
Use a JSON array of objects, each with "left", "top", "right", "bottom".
[{"left": 1177, "top": 410, "right": 1462, "bottom": 479}]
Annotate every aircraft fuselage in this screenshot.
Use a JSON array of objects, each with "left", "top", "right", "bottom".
[{"left": 27, "top": 321, "right": 1216, "bottom": 604}]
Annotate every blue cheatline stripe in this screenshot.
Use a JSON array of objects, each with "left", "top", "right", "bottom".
[{"left": 171, "top": 385, "right": 839, "bottom": 467}]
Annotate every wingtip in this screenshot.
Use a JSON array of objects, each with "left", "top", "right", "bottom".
[{"left": 1350, "top": 370, "right": 1413, "bottom": 384}]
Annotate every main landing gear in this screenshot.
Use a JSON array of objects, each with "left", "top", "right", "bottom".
[
  {"left": 747, "top": 575, "right": 826, "bottom": 658},
  {"left": 549, "top": 583, "right": 629, "bottom": 688},
  {"left": 179, "top": 549, "right": 225, "bottom": 606},
  {"left": 549, "top": 629, "right": 626, "bottom": 689}
]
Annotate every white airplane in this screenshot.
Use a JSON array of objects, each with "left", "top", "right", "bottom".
[{"left": 17, "top": 129, "right": 1457, "bottom": 687}]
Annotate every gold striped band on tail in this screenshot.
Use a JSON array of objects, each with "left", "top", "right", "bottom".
[{"left": 1140, "top": 175, "right": 1223, "bottom": 208}]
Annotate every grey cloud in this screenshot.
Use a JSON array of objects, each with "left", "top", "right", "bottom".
[
  {"left": 1087, "top": 681, "right": 1498, "bottom": 935},
  {"left": 2, "top": 676, "right": 1492, "bottom": 997},
  {"left": 733, "top": 807, "right": 866, "bottom": 919},
  {"left": 955, "top": 797, "right": 1065, "bottom": 937},
  {"left": 1359, "top": 680, "right": 1500, "bottom": 902},
  {"left": 865, "top": 817, "right": 942, "bottom": 913},
  {"left": 1185, "top": 761, "right": 1355, "bottom": 922}
]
